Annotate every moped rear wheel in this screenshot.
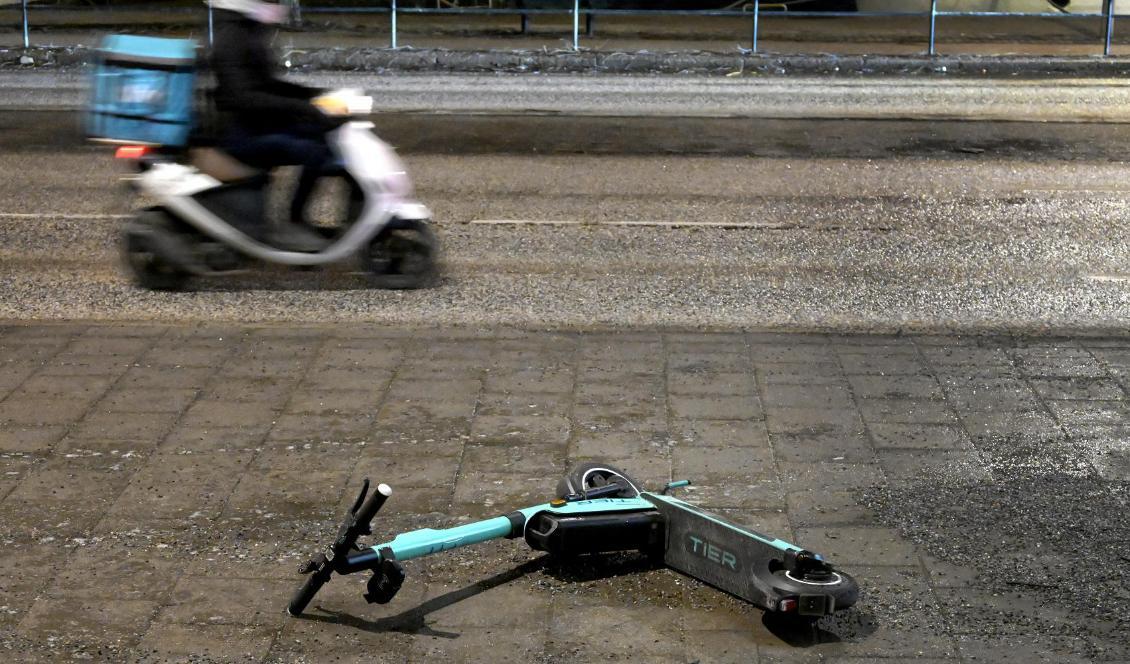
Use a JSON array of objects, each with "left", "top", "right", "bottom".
[
  {"left": 122, "top": 210, "right": 191, "bottom": 291},
  {"left": 360, "top": 218, "right": 438, "bottom": 290}
]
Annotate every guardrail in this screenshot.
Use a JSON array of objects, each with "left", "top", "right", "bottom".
[{"left": 11, "top": 0, "right": 1124, "bottom": 56}]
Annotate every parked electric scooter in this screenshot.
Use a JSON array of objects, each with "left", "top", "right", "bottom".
[
  {"left": 113, "top": 89, "right": 439, "bottom": 291},
  {"left": 288, "top": 462, "right": 859, "bottom": 621}
]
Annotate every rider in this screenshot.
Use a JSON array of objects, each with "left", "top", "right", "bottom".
[{"left": 209, "top": 0, "right": 345, "bottom": 252}]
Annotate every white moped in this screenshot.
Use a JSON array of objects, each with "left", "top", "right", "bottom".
[{"left": 116, "top": 90, "right": 438, "bottom": 291}]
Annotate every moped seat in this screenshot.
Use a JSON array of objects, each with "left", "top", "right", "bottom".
[{"left": 188, "top": 147, "right": 262, "bottom": 183}]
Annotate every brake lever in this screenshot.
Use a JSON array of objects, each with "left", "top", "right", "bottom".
[{"left": 350, "top": 479, "right": 371, "bottom": 515}]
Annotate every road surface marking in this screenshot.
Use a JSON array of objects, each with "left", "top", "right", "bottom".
[
  {"left": 0, "top": 213, "right": 131, "bottom": 220},
  {"left": 469, "top": 219, "right": 797, "bottom": 229},
  {"left": 6, "top": 215, "right": 793, "bottom": 228},
  {"left": 1084, "top": 274, "right": 1130, "bottom": 283}
]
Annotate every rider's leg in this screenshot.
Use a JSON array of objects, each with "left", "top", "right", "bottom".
[
  {"left": 222, "top": 131, "right": 331, "bottom": 252},
  {"left": 289, "top": 139, "right": 334, "bottom": 227}
]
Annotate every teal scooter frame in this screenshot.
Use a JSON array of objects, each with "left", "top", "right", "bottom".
[{"left": 288, "top": 462, "right": 858, "bottom": 620}]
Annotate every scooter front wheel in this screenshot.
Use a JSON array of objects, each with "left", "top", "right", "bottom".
[
  {"left": 122, "top": 210, "right": 191, "bottom": 291},
  {"left": 557, "top": 461, "right": 642, "bottom": 499},
  {"left": 360, "top": 218, "right": 438, "bottom": 290}
]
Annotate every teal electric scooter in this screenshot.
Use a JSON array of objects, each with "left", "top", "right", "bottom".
[{"left": 288, "top": 462, "right": 858, "bottom": 619}]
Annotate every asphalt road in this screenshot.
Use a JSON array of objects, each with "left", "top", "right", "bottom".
[
  {"left": 12, "top": 71, "right": 1130, "bottom": 121},
  {"left": 2, "top": 106, "right": 1127, "bottom": 332}
]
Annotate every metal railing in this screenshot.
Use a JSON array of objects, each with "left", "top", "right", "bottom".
[{"left": 12, "top": 0, "right": 1124, "bottom": 56}]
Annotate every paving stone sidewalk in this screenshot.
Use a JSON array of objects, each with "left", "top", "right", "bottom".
[{"left": 0, "top": 322, "right": 1127, "bottom": 663}]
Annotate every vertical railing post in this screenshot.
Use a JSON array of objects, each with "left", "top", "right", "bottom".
[
  {"left": 928, "top": 0, "right": 938, "bottom": 55},
  {"left": 572, "top": 0, "right": 580, "bottom": 50},
  {"left": 1104, "top": 0, "right": 1116, "bottom": 56},
  {"left": 752, "top": 0, "right": 759, "bottom": 53},
  {"left": 22, "top": 0, "right": 29, "bottom": 49},
  {"left": 208, "top": 2, "right": 214, "bottom": 47},
  {"left": 391, "top": 0, "right": 398, "bottom": 48}
]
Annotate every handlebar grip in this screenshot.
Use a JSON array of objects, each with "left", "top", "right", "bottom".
[
  {"left": 354, "top": 482, "right": 392, "bottom": 527},
  {"left": 287, "top": 568, "right": 329, "bottom": 616}
]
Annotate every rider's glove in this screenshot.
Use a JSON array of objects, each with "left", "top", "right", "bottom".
[{"left": 313, "top": 94, "right": 351, "bottom": 117}]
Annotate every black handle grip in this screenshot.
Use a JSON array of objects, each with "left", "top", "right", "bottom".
[{"left": 287, "top": 568, "right": 329, "bottom": 616}]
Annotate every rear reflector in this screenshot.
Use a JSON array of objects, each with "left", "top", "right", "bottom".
[{"left": 115, "top": 145, "right": 149, "bottom": 160}]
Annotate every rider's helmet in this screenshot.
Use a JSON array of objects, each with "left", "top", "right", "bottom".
[{"left": 210, "top": 0, "right": 288, "bottom": 24}]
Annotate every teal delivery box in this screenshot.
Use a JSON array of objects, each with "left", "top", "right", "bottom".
[{"left": 87, "top": 35, "right": 198, "bottom": 147}]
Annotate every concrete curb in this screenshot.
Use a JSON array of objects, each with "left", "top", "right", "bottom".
[{"left": 5, "top": 44, "right": 1130, "bottom": 76}]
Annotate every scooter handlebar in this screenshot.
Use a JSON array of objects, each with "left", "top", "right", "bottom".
[{"left": 288, "top": 480, "right": 392, "bottom": 617}]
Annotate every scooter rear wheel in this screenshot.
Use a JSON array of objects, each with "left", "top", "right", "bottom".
[
  {"left": 360, "top": 218, "right": 438, "bottom": 290},
  {"left": 122, "top": 210, "right": 191, "bottom": 291},
  {"left": 770, "top": 568, "right": 859, "bottom": 613}
]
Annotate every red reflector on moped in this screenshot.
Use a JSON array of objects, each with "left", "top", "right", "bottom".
[
  {"left": 779, "top": 598, "right": 798, "bottom": 612},
  {"left": 115, "top": 146, "right": 149, "bottom": 160}
]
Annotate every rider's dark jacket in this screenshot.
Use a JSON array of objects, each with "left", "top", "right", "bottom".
[{"left": 209, "top": 8, "right": 336, "bottom": 134}]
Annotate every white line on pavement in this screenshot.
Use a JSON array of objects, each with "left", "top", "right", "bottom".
[
  {"left": 1083, "top": 274, "right": 1130, "bottom": 283},
  {"left": 0, "top": 213, "right": 131, "bottom": 220},
  {"left": 468, "top": 219, "right": 796, "bottom": 229},
  {"left": 4, "top": 215, "right": 792, "bottom": 228}
]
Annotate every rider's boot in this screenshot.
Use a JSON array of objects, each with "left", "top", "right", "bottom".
[{"left": 270, "top": 219, "right": 329, "bottom": 253}]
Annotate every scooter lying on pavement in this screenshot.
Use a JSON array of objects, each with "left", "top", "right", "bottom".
[
  {"left": 112, "top": 89, "right": 439, "bottom": 291},
  {"left": 288, "top": 462, "right": 859, "bottom": 620}
]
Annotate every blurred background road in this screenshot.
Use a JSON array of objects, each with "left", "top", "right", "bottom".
[{"left": 1, "top": 72, "right": 1127, "bottom": 332}]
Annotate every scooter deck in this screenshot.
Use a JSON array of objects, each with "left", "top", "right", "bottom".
[{"left": 642, "top": 492, "right": 798, "bottom": 610}]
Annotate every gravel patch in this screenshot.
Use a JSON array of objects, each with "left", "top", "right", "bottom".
[{"left": 861, "top": 428, "right": 1130, "bottom": 661}]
